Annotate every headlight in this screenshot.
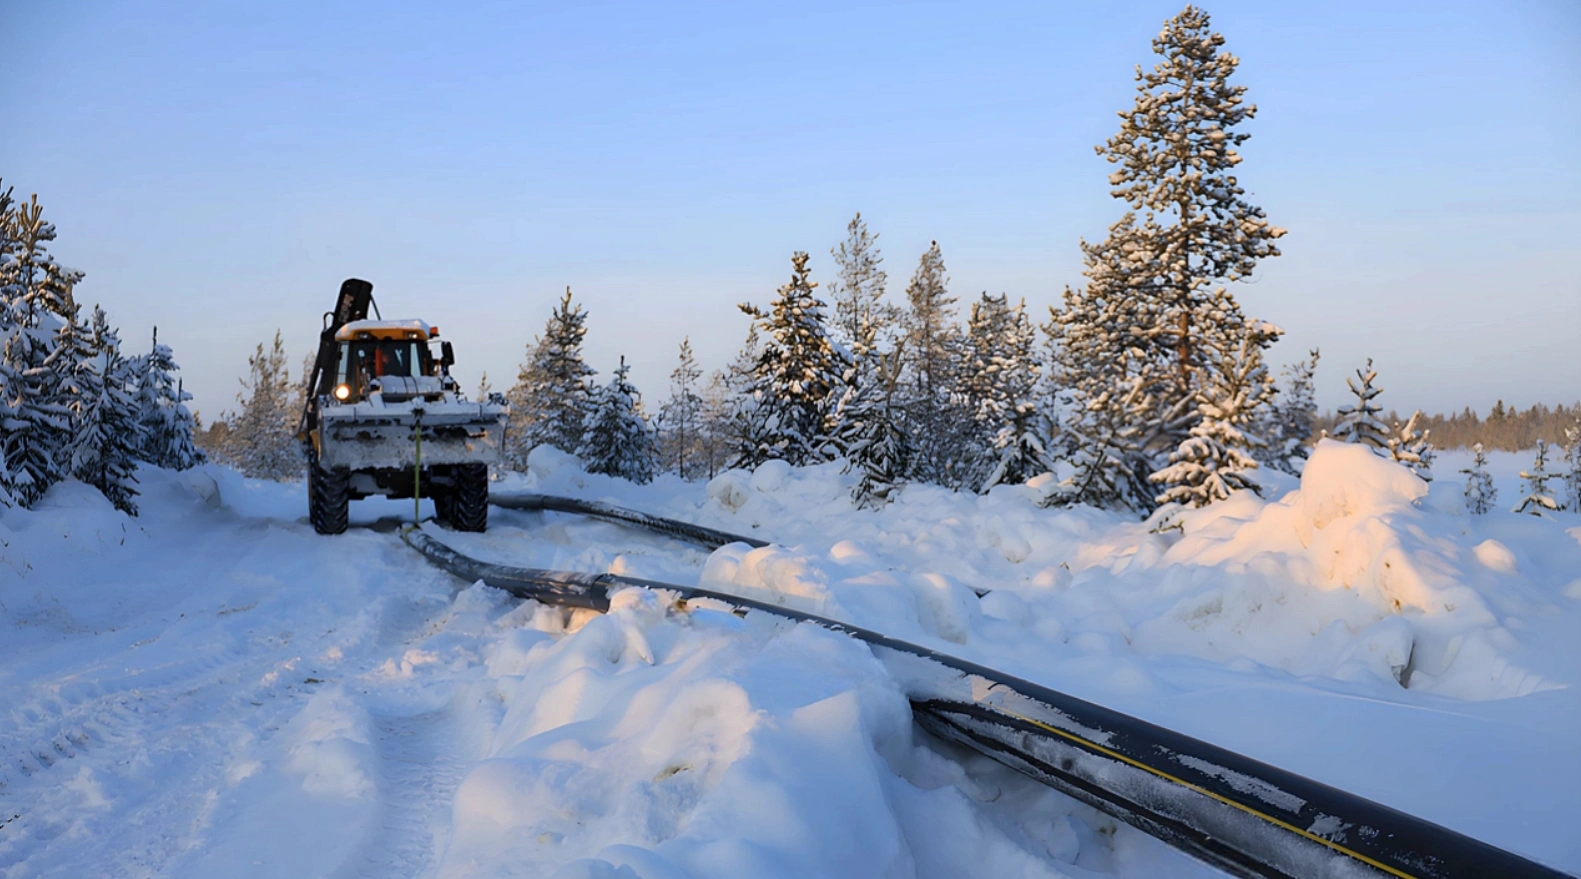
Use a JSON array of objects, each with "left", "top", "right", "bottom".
[{"left": 333, "top": 384, "right": 351, "bottom": 401}]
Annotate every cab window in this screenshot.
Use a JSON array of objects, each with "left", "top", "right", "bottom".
[{"left": 335, "top": 340, "right": 433, "bottom": 397}]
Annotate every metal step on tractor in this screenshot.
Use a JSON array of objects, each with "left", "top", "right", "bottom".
[{"left": 297, "top": 278, "right": 508, "bottom": 534}]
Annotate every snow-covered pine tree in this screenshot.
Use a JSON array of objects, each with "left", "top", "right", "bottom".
[
  {"left": 736, "top": 251, "right": 846, "bottom": 467},
  {"left": 1150, "top": 327, "right": 1271, "bottom": 508},
  {"left": 1258, "top": 348, "right": 1318, "bottom": 474},
  {"left": 839, "top": 345, "right": 914, "bottom": 509},
  {"left": 577, "top": 356, "right": 657, "bottom": 484},
  {"left": 1049, "top": 374, "right": 1160, "bottom": 512},
  {"left": 60, "top": 307, "right": 142, "bottom": 514},
  {"left": 130, "top": 327, "right": 205, "bottom": 470},
  {"left": 961, "top": 294, "right": 1050, "bottom": 492},
  {"left": 1387, "top": 410, "right": 1435, "bottom": 482},
  {"left": 1046, "top": 214, "right": 1190, "bottom": 512},
  {"left": 658, "top": 337, "right": 705, "bottom": 479},
  {"left": 1460, "top": 442, "right": 1496, "bottom": 515},
  {"left": 1562, "top": 423, "right": 1581, "bottom": 513},
  {"left": 897, "top": 241, "right": 968, "bottom": 486},
  {"left": 827, "top": 212, "right": 896, "bottom": 352},
  {"left": 220, "top": 331, "right": 301, "bottom": 480},
  {"left": 1513, "top": 440, "right": 1561, "bottom": 516},
  {"left": 0, "top": 186, "right": 82, "bottom": 507},
  {"left": 1331, "top": 359, "right": 1388, "bottom": 448},
  {"left": 1096, "top": 5, "right": 1286, "bottom": 415},
  {"left": 506, "top": 287, "right": 597, "bottom": 468}
]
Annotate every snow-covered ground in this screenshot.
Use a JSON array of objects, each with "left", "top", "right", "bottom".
[{"left": 2, "top": 442, "right": 1578, "bottom": 878}]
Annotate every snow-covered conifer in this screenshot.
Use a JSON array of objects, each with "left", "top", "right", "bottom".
[
  {"left": 577, "top": 357, "right": 656, "bottom": 484},
  {"left": 1048, "top": 375, "right": 1160, "bottom": 512},
  {"left": 1331, "top": 359, "right": 1388, "bottom": 448},
  {"left": 839, "top": 346, "right": 914, "bottom": 509},
  {"left": 0, "top": 186, "right": 81, "bottom": 506},
  {"left": 1150, "top": 329, "right": 1271, "bottom": 508},
  {"left": 507, "top": 288, "right": 597, "bottom": 468},
  {"left": 1513, "top": 440, "right": 1561, "bottom": 516},
  {"left": 220, "top": 331, "right": 301, "bottom": 480},
  {"left": 961, "top": 294, "right": 1049, "bottom": 492},
  {"left": 1460, "top": 443, "right": 1496, "bottom": 515},
  {"left": 130, "top": 327, "right": 205, "bottom": 470},
  {"left": 897, "top": 241, "right": 967, "bottom": 486},
  {"left": 1562, "top": 423, "right": 1581, "bottom": 513},
  {"left": 1387, "top": 410, "right": 1435, "bottom": 482},
  {"left": 828, "top": 212, "right": 896, "bottom": 352},
  {"left": 1096, "top": 5, "right": 1285, "bottom": 411},
  {"left": 736, "top": 252, "right": 846, "bottom": 467},
  {"left": 61, "top": 307, "right": 142, "bottom": 514},
  {"left": 658, "top": 338, "right": 705, "bottom": 479},
  {"left": 1258, "top": 348, "right": 1318, "bottom": 473}
]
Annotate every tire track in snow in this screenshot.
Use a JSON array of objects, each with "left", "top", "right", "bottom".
[{"left": 332, "top": 706, "right": 470, "bottom": 879}]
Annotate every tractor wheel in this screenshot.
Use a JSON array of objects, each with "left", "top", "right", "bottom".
[
  {"left": 432, "top": 489, "right": 456, "bottom": 525},
  {"left": 449, "top": 463, "right": 489, "bottom": 532},
  {"left": 309, "top": 461, "right": 351, "bottom": 535}
]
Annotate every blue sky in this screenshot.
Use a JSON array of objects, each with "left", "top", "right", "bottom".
[{"left": 2, "top": 0, "right": 1578, "bottom": 418}]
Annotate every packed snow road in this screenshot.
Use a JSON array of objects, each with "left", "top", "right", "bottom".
[
  {"left": 0, "top": 467, "right": 1214, "bottom": 878},
  {"left": 3, "top": 443, "right": 1579, "bottom": 877}
]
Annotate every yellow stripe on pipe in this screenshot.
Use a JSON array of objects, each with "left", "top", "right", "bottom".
[{"left": 984, "top": 704, "right": 1422, "bottom": 879}]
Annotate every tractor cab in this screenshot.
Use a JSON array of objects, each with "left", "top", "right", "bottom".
[{"left": 328, "top": 319, "right": 454, "bottom": 403}]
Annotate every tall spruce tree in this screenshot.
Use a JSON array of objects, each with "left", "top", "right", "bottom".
[
  {"left": 507, "top": 287, "right": 597, "bottom": 467},
  {"left": 658, "top": 337, "right": 705, "bottom": 479},
  {"left": 0, "top": 186, "right": 82, "bottom": 507},
  {"left": 1096, "top": 4, "right": 1285, "bottom": 410},
  {"left": 1461, "top": 443, "right": 1496, "bottom": 515},
  {"left": 898, "top": 241, "right": 967, "bottom": 486},
  {"left": 736, "top": 252, "right": 846, "bottom": 467},
  {"left": 828, "top": 212, "right": 895, "bottom": 352},
  {"left": 577, "top": 357, "right": 657, "bottom": 484},
  {"left": 61, "top": 307, "right": 142, "bottom": 514}
]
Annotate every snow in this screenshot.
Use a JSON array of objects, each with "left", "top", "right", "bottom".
[{"left": 3, "top": 442, "right": 1579, "bottom": 876}]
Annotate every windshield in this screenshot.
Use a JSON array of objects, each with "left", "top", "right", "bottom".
[{"left": 335, "top": 340, "right": 434, "bottom": 397}]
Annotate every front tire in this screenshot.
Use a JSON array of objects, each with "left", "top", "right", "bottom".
[
  {"left": 309, "top": 460, "right": 351, "bottom": 534},
  {"left": 449, "top": 463, "right": 489, "bottom": 532}
]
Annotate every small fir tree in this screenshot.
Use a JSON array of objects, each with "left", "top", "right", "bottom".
[
  {"left": 1513, "top": 440, "right": 1561, "bottom": 516},
  {"left": 1048, "top": 374, "right": 1161, "bottom": 512},
  {"left": 839, "top": 346, "right": 914, "bottom": 509},
  {"left": 130, "top": 327, "right": 205, "bottom": 470},
  {"left": 1562, "top": 423, "right": 1581, "bottom": 513},
  {"left": 737, "top": 251, "right": 846, "bottom": 467},
  {"left": 1331, "top": 359, "right": 1388, "bottom": 448},
  {"left": 1258, "top": 348, "right": 1318, "bottom": 474},
  {"left": 60, "top": 307, "right": 142, "bottom": 514},
  {"left": 658, "top": 337, "right": 705, "bottom": 479},
  {"left": 507, "top": 287, "right": 597, "bottom": 467},
  {"left": 1460, "top": 442, "right": 1496, "bottom": 515},
  {"left": 577, "top": 357, "right": 657, "bottom": 484},
  {"left": 1387, "top": 410, "right": 1435, "bottom": 482},
  {"left": 220, "top": 331, "right": 301, "bottom": 480},
  {"left": 1150, "top": 331, "right": 1271, "bottom": 508}
]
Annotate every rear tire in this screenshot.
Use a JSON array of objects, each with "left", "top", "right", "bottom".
[
  {"left": 432, "top": 489, "right": 456, "bottom": 525},
  {"left": 450, "top": 463, "right": 489, "bottom": 532},
  {"left": 309, "top": 460, "right": 351, "bottom": 535}
]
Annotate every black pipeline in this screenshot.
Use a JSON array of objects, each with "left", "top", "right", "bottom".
[{"left": 402, "top": 508, "right": 1570, "bottom": 879}]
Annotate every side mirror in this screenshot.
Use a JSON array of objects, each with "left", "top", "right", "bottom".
[{"left": 440, "top": 341, "right": 455, "bottom": 369}]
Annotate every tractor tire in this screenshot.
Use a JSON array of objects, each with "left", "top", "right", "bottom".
[
  {"left": 449, "top": 463, "right": 489, "bottom": 532},
  {"left": 432, "top": 490, "right": 456, "bottom": 526},
  {"left": 309, "top": 461, "right": 351, "bottom": 535}
]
